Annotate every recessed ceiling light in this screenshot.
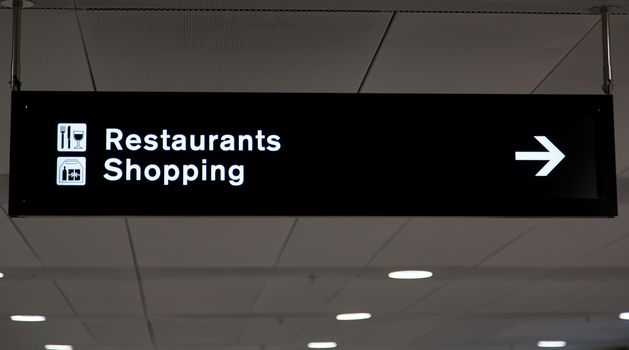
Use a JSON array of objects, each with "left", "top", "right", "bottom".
[
  {"left": 537, "top": 340, "right": 567, "bottom": 348},
  {"left": 388, "top": 270, "right": 433, "bottom": 279},
  {"left": 307, "top": 342, "right": 337, "bottom": 349},
  {"left": 336, "top": 312, "right": 372, "bottom": 321},
  {"left": 0, "top": 272, "right": 4, "bottom": 278},
  {"left": 620, "top": 312, "right": 629, "bottom": 320},
  {"left": 10, "top": 315, "right": 46, "bottom": 322},
  {"left": 45, "top": 345, "right": 73, "bottom": 350}
]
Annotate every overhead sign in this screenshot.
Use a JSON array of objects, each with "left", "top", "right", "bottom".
[{"left": 9, "top": 91, "right": 617, "bottom": 216}]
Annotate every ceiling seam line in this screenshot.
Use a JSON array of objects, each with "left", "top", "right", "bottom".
[
  {"left": 1, "top": 206, "right": 45, "bottom": 266},
  {"left": 473, "top": 219, "right": 546, "bottom": 267},
  {"left": 124, "top": 218, "right": 158, "bottom": 350},
  {"left": 547, "top": 230, "right": 629, "bottom": 273},
  {"left": 289, "top": 319, "right": 312, "bottom": 344},
  {"left": 407, "top": 268, "right": 560, "bottom": 345},
  {"left": 530, "top": 17, "right": 601, "bottom": 94},
  {"left": 314, "top": 279, "right": 352, "bottom": 314},
  {"left": 72, "top": 0, "right": 98, "bottom": 92},
  {"left": 272, "top": 217, "right": 299, "bottom": 267},
  {"left": 244, "top": 279, "right": 268, "bottom": 315},
  {"left": 52, "top": 280, "right": 101, "bottom": 345},
  {"left": 363, "top": 217, "right": 411, "bottom": 266},
  {"left": 400, "top": 282, "right": 452, "bottom": 313},
  {"left": 0, "top": 207, "right": 99, "bottom": 347},
  {"left": 358, "top": 11, "right": 397, "bottom": 93}
]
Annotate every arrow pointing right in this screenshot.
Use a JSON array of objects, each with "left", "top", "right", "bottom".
[{"left": 515, "top": 136, "right": 565, "bottom": 177}]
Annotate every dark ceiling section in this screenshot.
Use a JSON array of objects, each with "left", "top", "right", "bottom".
[{"left": 7, "top": 0, "right": 629, "bottom": 13}]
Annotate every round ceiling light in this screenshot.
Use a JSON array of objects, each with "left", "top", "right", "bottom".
[
  {"left": 45, "top": 345, "right": 73, "bottom": 350},
  {"left": 307, "top": 342, "right": 337, "bottom": 349},
  {"left": 388, "top": 270, "right": 433, "bottom": 279},
  {"left": 537, "top": 341, "right": 567, "bottom": 348},
  {"left": 10, "top": 315, "right": 46, "bottom": 322},
  {"left": 336, "top": 312, "right": 372, "bottom": 321}
]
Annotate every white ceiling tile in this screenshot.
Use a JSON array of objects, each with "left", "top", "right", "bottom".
[
  {"left": 408, "top": 281, "right": 526, "bottom": 314},
  {"left": 619, "top": 175, "right": 629, "bottom": 207},
  {"left": 0, "top": 175, "right": 7, "bottom": 204},
  {"left": 128, "top": 218, "right": 294, "bottom": 267},
  {"left": 265, "top": 346, "right": 303, "bottom": 350},
  {"left": 144, "top": 278, "right": 265, "bottom": 315},
  {"left": 493, "top": 316, "right": 595, "bottom": 341},
  {"left": 478, "top": 281, "right": 616, "bottom": 313},
  {"left": 322, "top": 279, "right": 443, "bottom": 313},
  {"left": 481, "top": 213, "right": 629, "bottom": 268},
  {"left": 573, "top": 234, "right": 629, "bottom": 267},
  {"left": 369, "top": 218, "right": 539, "bottom": 267},
  {"left": 252, "top": 277, "right": 346, "bottom": 313},
  {"left": 153, "top": 346, "right": 251, "bottom": 350},
  {"left": 413, "top": 345, "right": 509, "bottom": 350},
  {"left": 0, "top": 208, "right": 41, "bottom": 268},
  {"left": 569, "top": 282, "right": 629, "bottom": 313},
  {"left": 365, "top": 317, "right": 451, "bottom": 346},
  {"left": 239, "top": 318, "right": 307, "bottom": 344},
  {"left": 58, "top": 280, "right": 144, "bottom": 315},
  {"left": 569, "top": 202, "right": 629, "bottom": 268},
  {"left": 533, "top": 21, "right": 601, "bottom": 94},
  {"left": 152, "top": 320, "right": 242, "bottom": 345},
  {"left": 277, "top": 218, "right": 405, "bottom": 268},
  {"left": 362, "top": 13, "right": 597, "bottom": 93},
  {"left": 0, "top": 318, "right": 95, "bottom": 346},
  {"left": 13, "top": 218, "right": 134, "bottom": 268},
  {"left": 494, "top": 315, "right": 629, "bottom": 349},
  {"left": 86, "top": 320, "right": 152, "bottom": 345},
  {"left": 78, "top": 10, "right": 390, "bottom": 92},
  {"left": 416, "top": 316, "right": 523, "bottom": 344},
  {"left": 0, "top": 281, "right": 73, "bottom": 315},
  {"left": 294, "top": 319, "right": 378, "bottom": 343},
  {"left": 20, "top": 10, "right": 94, "bottom": 91}
]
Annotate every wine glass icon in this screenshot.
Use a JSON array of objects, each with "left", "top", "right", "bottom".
[{"left": 73, "top": 130, "right": 84, "bottom": 150}]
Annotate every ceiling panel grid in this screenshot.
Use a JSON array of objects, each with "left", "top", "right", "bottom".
[{"left": 75, "top": 10, "right": 391, "bottom": 92}]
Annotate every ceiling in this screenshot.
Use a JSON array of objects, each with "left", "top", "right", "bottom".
[{"left": 1, "top": 1, "right": 629, "bottom": 350}]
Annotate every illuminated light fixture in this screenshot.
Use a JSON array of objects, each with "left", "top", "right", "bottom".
[
  {"left": 336, "top": 312, "right": 372, "bottom": 321},
  {"left": 10, "top": 315, "right": 46, "bottom": 322},
  {"left": 307, "top": 342, "right": 337, "bottom": 349},
  {"left": 537, "top": 341, "right": 567, "bottom": 348},
  {"left": 388, "top": 270, "right": 433, "bottom": 280},
  {"left": 620, "top": 312, "right": 629, "bottom": 320},
  {"left": 0, "top": 272, "right": 4, "bottom": 278},
  {"left": 45, "top": 346, "right": 73, "bottom": 350}
]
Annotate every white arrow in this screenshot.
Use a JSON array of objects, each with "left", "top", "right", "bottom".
[{"left": 515, "top": 136, "right": 565, "bottom": 177}]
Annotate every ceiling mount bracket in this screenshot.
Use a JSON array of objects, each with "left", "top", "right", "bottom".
[
  {"left": 591, "top": 6, "right": 615, "bottom": 95},
  {"left": 6, "top": 0, "right": 26, "bottom": 91}
]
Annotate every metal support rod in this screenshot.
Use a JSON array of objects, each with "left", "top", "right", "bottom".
[
  {"left": 601, "top": 6, "right": 613, "bottom": 95},
  {"left": 10, "top": 0, "right": 23, "bottom": 92}
]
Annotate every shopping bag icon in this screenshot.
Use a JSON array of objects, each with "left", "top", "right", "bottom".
[{"left": 57, "top": 157, "right": 86, "bottom": 186}]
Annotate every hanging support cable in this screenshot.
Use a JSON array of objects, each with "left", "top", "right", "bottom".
[
  {"left": 599, "top": 6, "right": 613, "bottom": 95},
  {"left": 9, "top": 0, "right": 23, "bottom": 92}
]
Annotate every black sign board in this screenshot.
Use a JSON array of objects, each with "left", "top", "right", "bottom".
[{"left": 9, "top": 91, "right": 617, "bottom": 216}]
